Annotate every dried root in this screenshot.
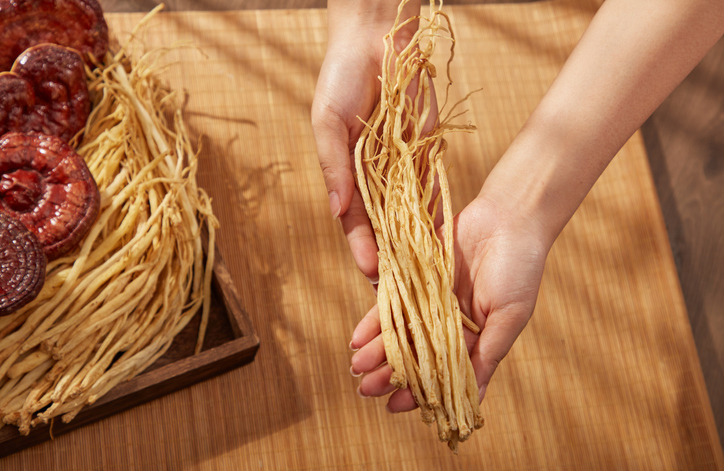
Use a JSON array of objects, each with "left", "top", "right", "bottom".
[
  {"left": 355, "top": 0, "right": 483, "bottom": 452},
  {"left": 0, "top": 7, "right": 218, "bottom": 433}
]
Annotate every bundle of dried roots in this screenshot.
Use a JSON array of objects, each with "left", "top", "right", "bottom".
[
  {"left": 355, "top": 0, "right": 482, "bottom": 452},
  {"left": 0, "top": 7, "right": 218, "bottom": 434}
]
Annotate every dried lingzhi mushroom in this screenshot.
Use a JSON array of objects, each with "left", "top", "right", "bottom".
[
  {"left": 0, "top": 72, "right": 35, "bottom": 137},
  {"left": 0, "top": 132, "right": 100, "bottom": 260},
  {"left": 0, "top": 44, "right": 91, "bottom": 143},
  {"left": 0, "top": 0, "right": 108, "bottom": 71},
  {"left": 0, "top": 212, "right": 46, "bottom": 316}
]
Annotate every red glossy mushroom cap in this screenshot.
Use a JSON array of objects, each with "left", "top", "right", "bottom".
[
  {"left": 0, "top": 72, "right": 35, "bottom": 137},
  {"left": 0, "top": 132, "right": 100, "bottom": 260},
  {"left": 9, "top": 44, "right": 90, "bottom": 143},
  {"left": 0, "top": 0, "right": 109, "bottom": 71},
  {"left": 0, "top": 212, "right": 46, "bottom": 316}
]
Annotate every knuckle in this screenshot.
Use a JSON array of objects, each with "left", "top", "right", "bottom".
[
  {"left": 471, "top": 348, "right": 501, "bottom": 380},
  {"left": 484, "top": 356, "right": 501, "bottom": 375},
  {"left": 318, "top": 158, "right": 340, "bottom": 182},
  {"left": 311, "top": 99, "right": 340, "bottom": 132},
  {"left": 310, "top": 104, "right": 326, "bottom": 130}
]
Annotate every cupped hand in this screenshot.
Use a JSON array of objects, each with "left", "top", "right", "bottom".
[{"left": 349, "top": 194, "right": 549, "bottom": 411}]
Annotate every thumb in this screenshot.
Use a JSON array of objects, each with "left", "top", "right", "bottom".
[
  {"left": 469, "top": 305, "right": 531, "bottom": 402},
  {"left": 311, "top": 104, "right": 379, "bottom": 279},
  {"left": 311, "top": 106, "right": 355, "bottom": 219}
]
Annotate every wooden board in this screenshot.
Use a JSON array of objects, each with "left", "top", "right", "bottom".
[
  {"left": 0, "top": 239, "right": 260, "bottom": 457},
  {"left": 641, "top": 36, "right": 724, "bottom": 446},
  {"left": 2, "top": 2, "right": 722, "bottom": 469}
]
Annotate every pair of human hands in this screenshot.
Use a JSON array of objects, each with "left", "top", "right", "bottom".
[
  {"left": 311, "top": 0, "right": 724, "bottom": 416},
  {"left": 311, "top": 13, "right": 548, "bottom": 413}
]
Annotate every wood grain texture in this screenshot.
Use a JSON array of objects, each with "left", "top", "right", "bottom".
[
  {"left": 2, "top": 3, "right": 722, "bottom": 469},
  {"left": 642, "top": 35, "right": 724, "bottom": 451},
  {"left": 99, "top": 0, "right": 724, "bottom": 454}
]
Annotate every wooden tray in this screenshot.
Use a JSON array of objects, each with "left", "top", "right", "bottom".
[{"left": 0, "top": 239, "right": 260, "bottom": 457}]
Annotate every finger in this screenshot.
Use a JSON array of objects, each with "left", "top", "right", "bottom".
[
  {"left": 463, "top": 327, "right": 478, "bottom": 354},
  {"left": 350, "top": 304, "right": 380, "bottom": 350},
  {"left": 351, "top": 334, "right": 386, "bottom": 375},
  {"left": 386, "top": 387, "right": 418, "bottom": 413},
  {"left": 469, "top": 306, "right": 530, "bottom": 403},
  {"left": 340, "top": 190, "right": 379, "bottom": 280},
  {"left": 448, "top": 210, "right": 487, "bottom": 322},
  {"left": 358, "top": 364, "right": 397, "bottom": 398},
  {"left": 311, "top": 108, "right": 355, "bottom": 220},
  {"left": 311, "top": 100, "right": 379, "bottom": 279}
]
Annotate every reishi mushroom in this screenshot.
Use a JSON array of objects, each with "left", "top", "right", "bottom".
[
  {"left": 0, "top": 44, "right": 90, "bottom": 143},
  {"left": 0, "top": 212, "right": 46, "bottom": 316},
  {"left": 0, "top": 0, "right": 108, "bottom": 71},
  {"left": 0, "top": 132, "right": 100, "bottom": 261},
  {"left": 0, "top": 72, "right": 35, "bottom": 137}
]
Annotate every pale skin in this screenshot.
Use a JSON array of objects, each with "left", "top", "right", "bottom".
[{"left": 311, "top": 0, "right": 724, "bottom": 413}]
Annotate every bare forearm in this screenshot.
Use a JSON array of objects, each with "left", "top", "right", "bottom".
[{"left": 482, "top": 0, "right": 724, "bottom": 248}]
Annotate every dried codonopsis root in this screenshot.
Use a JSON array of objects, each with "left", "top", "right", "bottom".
[
  {"left": 354, "top": 0, "right": 483, "bottom": 453},
  {"left": 0, "top": 7, "right": 218, "bottom": 435}
]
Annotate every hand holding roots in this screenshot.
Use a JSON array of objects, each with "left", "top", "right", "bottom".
[{"left": 355, "top": 0, "right": 483, "bottom": 452}]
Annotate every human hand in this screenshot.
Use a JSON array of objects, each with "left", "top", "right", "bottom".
[
  {"left": 333, "top": 0, "right": 724, "bottom": 417},
  {"left": 315, "top": 0, "right": 546, "bottom": 415},
  {"left": 311, "top": 0, "right": 427, "bottom": 281},
  {"left": 349, "top": 194, "right": 549, "bottom": 411}
]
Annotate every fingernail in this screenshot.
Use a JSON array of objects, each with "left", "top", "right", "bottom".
[
  {"left": 350, "top": 365, "right": 363, "bottom": 377},
  {"left": 366, "top": 276, "right": 379, "bottom": 285},
  {"left": 349, "top": 341, "right": 359, "bottom": 352},
  {"left": 478, "top": 384, "right": 485, "bottom": 403},
  {"left": 356, "top": 386, "right": 369, "bottom": 398},
  {"left": 329, "top": 191, "right": 341, "bottom": 220}
]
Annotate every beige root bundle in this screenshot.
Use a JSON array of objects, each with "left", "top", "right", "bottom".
[
  {"left": 0, "top": 8, "right": 218, "bottom": 434},
  {"left": 355, "top": 0, "right": 482, "bottom": 452}
]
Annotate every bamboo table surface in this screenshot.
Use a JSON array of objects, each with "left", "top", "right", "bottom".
[{"left": 3, "top": 1, "right": 723, "bottom": 469}]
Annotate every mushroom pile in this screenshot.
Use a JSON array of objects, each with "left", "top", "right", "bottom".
[{"left": 0, "top": 0, "right": 107, "bottom": 316}]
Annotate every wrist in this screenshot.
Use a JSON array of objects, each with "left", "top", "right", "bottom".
[{"left": 477, "top": 115, "right": 593, "bottom": 253}]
